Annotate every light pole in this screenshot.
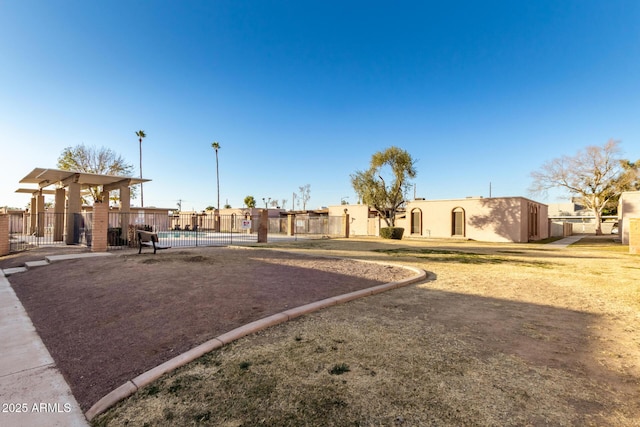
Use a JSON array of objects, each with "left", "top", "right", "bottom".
[
  {"left": 136, "top": 130, "right": 146, "bottom": 207},
  {"left": 211, "top": 142, "right": 221, "bottom": 210}
]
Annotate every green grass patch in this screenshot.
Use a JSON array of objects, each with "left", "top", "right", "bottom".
[
  {"left": 374, "top": 247, "right": 553, "bottom": 267},
  {"left": 328, "top": 363, "right": 351, "bottom": 375}
]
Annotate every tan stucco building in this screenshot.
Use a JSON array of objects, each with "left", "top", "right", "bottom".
[{"left": 400, "top": 197, "right": 549, "bottom": 243}]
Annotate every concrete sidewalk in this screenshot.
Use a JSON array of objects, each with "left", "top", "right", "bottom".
[
  {"left": 546, "top": 235, "right": 584, "bottom": 248},
  {"left": 0, "top": 255, "right": 107, "bottom": 426}
]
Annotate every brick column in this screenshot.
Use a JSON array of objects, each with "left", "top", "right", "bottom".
[
  {"left": 0, "top": 215, "right": 9, "bottom": 256},
  {"left": 257, "top": 209, "right": 268, "bottom": 243},
  {"left": 629, "top": 218, "right": 640, "bottom": 255},
  {"left": 214, "top": 210, "right": 221, "bottom": 232},
  {"left": 91, "top": 201, "right": 109, "bottom": 252}
]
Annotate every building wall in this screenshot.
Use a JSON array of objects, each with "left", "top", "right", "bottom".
[
  {"left": 327, "top": 204, "right": 378, "bottom": 236},
  {"left": 405, "top": 197, "right": 549, "bottom": 243},
  {"left": 619, "top": 191, "right": 640, "bottom": 245}
]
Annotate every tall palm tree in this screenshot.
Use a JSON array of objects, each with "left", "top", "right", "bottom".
[
  {"left": 136, "top": 130, "right": 146, "bottom": 207},
  {"left": 211, "top": 141, "right": 221, "bottom": 209}
]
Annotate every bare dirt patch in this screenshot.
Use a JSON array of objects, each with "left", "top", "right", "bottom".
[
  {"left": 6, "top": 246, "right": 413, "bottom": 412},
  {"left": 93, "top": 237, "right": 640, "bottom": 426}
]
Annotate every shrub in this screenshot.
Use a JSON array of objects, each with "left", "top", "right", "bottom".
[{"left": 380, "top": 227, "right": 404, "bottom": 240}]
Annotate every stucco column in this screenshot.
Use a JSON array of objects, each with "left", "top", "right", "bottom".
[
  {"left": 0, "top": 215, "right": 9, "bottom": 256},
  {"left": 35, "top": 192, "right": 45, "bottom": 238},
  {"left": 629, "top": 218, "right": 640, "bottom": 255},
  {"left": 29, "top": 196, "right": 36, "bottom": 234},
  {"left": 65, "top": 182, "right": 82, "bottom": 244},
  {"left": 91, "top": 201, "right": 109, "bottom": 252},
  {"left": 257, "top": 209, "right": 268, "bottom": 243},
  {"left": 54, "top": 188, "right": 65, "bottom": 241},
  {"left": 119, "top": 185, "right": 131, "bottom": 240}
]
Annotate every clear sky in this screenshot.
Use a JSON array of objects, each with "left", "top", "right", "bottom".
[{"left": 1, "top": 1, "right": 639, "bottom": 211}]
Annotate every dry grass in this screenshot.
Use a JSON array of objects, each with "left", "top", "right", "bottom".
[{"left": 93, "top": 236, "right": 640, "bottom": 426}]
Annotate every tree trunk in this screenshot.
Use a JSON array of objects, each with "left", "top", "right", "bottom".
[{"left": 594, "top": 209, "right": 603, "bottom": 235}]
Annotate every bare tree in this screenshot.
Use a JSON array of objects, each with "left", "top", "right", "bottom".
[
  {"left": 58, "top": 144, "right": 134, "bottom": 203},
  {"left": 530, "top": 140, "right": 638, "bottom": 235},
  {"left": 298, "top": 184, "right": 311, "bottom": 210}
]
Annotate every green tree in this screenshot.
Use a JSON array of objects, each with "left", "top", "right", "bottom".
[
  {"left": 212, "top": 141, "right": 221, "bottom": 209},
  {"left": 530, "top": 140, "right": 639, "bottom": 235},
  {"left": 57, "top": 144, "right": 134, "bottom": 203},
  {"left": 136, "top": 130, "right": 146, "bottom": 206},
  {"left": 351, "top": 146, "right": 417, "bottom": 227},
  {"left": 244, "top": 195, "right": 256, "bottom": 208}
]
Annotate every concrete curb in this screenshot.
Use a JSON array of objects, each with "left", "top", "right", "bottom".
[{"left": 85, "top": 260, "right": 430, "bottom": 421}]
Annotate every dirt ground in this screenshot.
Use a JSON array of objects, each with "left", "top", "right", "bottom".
[
  {"left": 4, "top": 237, "right": 640, "bottom": 425},
  {"left": 4, "top": 246, "right": 413, "bottom": 412},
  {"left": 87, "top": 236, "right": 640, "bottom": 426}
]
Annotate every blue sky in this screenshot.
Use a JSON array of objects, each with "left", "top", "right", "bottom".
[{"left": 1, "top": 1, "right": 639, "bottom": 211}]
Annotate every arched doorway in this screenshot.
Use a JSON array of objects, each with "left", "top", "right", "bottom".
[
  {"left": 452, "top": 207, "right": 465, "bottom": 237},
  {"left": 410, "top": 208, "right": 422, "bottom": 235}
]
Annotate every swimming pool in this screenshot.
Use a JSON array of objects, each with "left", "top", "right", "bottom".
[{"left": 157, "top": 231, "right": 210, "bottom": 238}]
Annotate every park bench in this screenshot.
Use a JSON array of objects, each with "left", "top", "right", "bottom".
[{"left": 137, "top": 230, "right": 170, "bottom": 254}]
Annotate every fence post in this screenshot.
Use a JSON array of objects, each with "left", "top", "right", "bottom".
[
  {"left": 0, "top": 215, "right": 9, "bottom": 256},
  {"left": 342, "top": 209, "right": 350, "bottom": 238},
  {"left": 214, "top": 210, "right": 221, "bottom": 232},
  {"left": 257, "top": 209, "right": 268, "bottom": 243},
  {"left": 91, "top": 201, "right": 109, "bottom": 252},
  {"left": 629, "top": 218, "right": 640, "bottom": 255},
  {"left": 287, "top": 214, "right": 295, "bottom": 236}
]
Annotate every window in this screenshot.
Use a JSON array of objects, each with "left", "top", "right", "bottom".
[
  {"left": 411, "top": 208, "right": 422, "bottom": 234},
  {"left": 452, "top": 207, "right": 465, "bottom": 236}
]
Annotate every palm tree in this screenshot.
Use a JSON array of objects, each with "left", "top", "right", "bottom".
[
  {"left": 136, "top": 130, "right": 146, "bottom": 207},
  {"left": 211, "top": 141, "right": 221, "bottom": 210}
]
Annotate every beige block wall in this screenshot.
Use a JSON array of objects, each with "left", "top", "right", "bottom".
[
  {"left": 328, "top": 204, "right": 371, "bottom": 236},
  {"left": 620, "top": 191, "right": 640, "bottom": 245},
  {"left": 629, "top": 218, "right": 640, "bottom": 254}
]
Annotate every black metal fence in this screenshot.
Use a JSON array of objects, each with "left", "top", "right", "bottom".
[
  {"left": 7, "top": 211, "right": 348, "bottom": 253},
  {"left": 106, "top": 212, "right": 260, "bottom": 249},
  {"left": 8, "top": 212, "right": 82, "bottom": 252}
]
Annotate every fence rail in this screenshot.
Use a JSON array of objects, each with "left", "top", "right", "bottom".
[
  {"left": 8, "top": 212, "right": 88, "bottom": 252},
  {"left": 106, "top": 212, "right": 259, "bottom": 249},
  {"left": 7, "top": 211, "right": 349, "bottom": 253}
]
